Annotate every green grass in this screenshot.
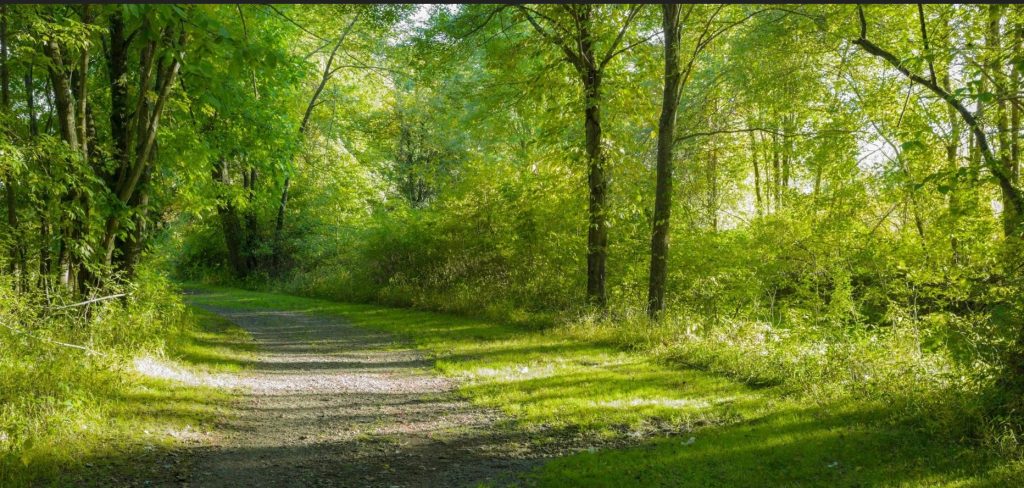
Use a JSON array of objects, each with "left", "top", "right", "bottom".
[
  {"left": 1, "top": 306, "right": 255, "bottom": 487},
  {"left": 184, "top": 285, "right": 1023, "bottom": 487}
]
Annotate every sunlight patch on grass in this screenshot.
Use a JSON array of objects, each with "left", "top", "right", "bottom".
[
  {"left": 526, "top": 401, "right": 1024, "bottom": 487},
  {"left": 593, "top": 398, "right": 712, "bottom": 409}
]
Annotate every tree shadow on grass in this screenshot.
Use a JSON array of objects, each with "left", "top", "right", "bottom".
[
  {"left": 524, "top": 400, "right": 1022, "bottom": 487},
  {"left": 55, "top": 399, "right": 1021, "bottom": 488}
]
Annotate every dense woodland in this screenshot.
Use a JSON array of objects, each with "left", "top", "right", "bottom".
[{"left": 3, "top": 3, "right": 1024, "bottom": 484}]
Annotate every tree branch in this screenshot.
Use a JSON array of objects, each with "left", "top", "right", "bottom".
[
  {"left": 515, "top": 6, "right": 581, "bottom": 68},
  {"left": 853, "top": 5, "right": 1024, "bottom": 225},
  {"left": 264, "top": 4, "right": 328, "bottom": 42},
  {"left": 599, "top": 4, "right": 642, "bottom": 69}
]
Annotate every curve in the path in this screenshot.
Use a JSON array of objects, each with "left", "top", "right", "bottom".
[{"left": 177, "top": 304, "right": 537, "bottom": 488}]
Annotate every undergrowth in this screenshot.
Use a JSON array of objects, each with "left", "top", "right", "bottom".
[{"left": 0, "top": 272, "right": 253, "bottom": 487}]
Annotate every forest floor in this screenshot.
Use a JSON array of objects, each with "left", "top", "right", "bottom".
[{"left": 104, "top": 286, "right": 1020, "bottom": 487}]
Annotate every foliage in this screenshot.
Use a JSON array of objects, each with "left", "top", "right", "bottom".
[{"left": 3, "top": 2, "right": 1024, "bottom": 483}]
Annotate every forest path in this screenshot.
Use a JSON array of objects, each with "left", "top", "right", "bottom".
[{"left": 171, "top": 300, "right": 537, "bottom": 487}]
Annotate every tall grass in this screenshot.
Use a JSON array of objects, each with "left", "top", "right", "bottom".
[{"left": 0, "top": 271, "right": 209, "bottom": 486}]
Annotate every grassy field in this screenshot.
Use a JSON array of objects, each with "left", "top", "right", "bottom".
[
  {"left": 186, "top": 285, "right": 1023, "bottom": 487},
  {"left": 0, "top": 306, "right": 255, "bottom": 487}
]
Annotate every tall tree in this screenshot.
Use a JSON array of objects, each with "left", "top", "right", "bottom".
[
  {"left": 516, "top": 4, "right": 643, "bottom": 307},
  {"left": 646, "top": 5, "right": 759, "bottom": 317},
  {"left": 647, "top": 4, "right": 683, "bottom": 318},
  {"left": 101, "top": 8, "right": 186, "bottom": 275},
  {"left": 272, "top": 9, "right": 360, "bottom": 272}
]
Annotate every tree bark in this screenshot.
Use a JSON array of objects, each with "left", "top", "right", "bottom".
[
  {"left": 44, "top": 41, "right": 78, "bottom": 153},
  {"left": 573, "top": 7, "right": 609, "bottom": 308},
  {"left": 517, "top": 5, "right": 642, "bottom": 308},
  {"left": 583, "top": 65, "right": 608, "bottom": 307},
  {"left": 243, "top": 167, "right": 260, "bottom": 271},
  {"left": 647, "top": 4, "right": 683, "bottom": 318},
  {"left": 215, "top": 159, "right": 248, "bottom": 277},
  {"left": 101, "top": 26, "right": 183, "bottom": 267},
  {"left": 1012, "top": 10, "right": 1021, "bottom": 191}
]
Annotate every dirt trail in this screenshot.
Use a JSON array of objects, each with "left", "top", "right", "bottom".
[{"left": 164, "top": 303, "right": 540, "bottom": 487}]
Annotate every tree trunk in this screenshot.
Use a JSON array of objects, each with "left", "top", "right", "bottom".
[
  {"left": 75, "top": 5, "right": 90, "bottom": 164},
  {"left": 107, "top": 11, "right": 130, "bottom": 187},
  {"left": 990, "top": 5, "right": 1018, "bottom": 236},
  {"left": 709, "top": 137, "right": 719, "bottom": 232},
  {"left": 272, "top": 14, "right": 359, "bottom": 273},
  {"left": 272, "top": 175, "right": 289, "bottom": 271},
  {"left": 243, "top": 167, "right": 260, "bottom": 271},
  {"left": 1012, "top": 11, "right": 1021, "bottom": 191},
  {"left": 647, "top": 4, "right": 682, "bottom": 318},
  {"left": 583, "top": 65, "right": 607, "bottom": 308},
  {"left": 44, "top": 41, "right": 79, "bottom": 153},
  {"left": 101, "top": 28, "right": 182, "bottom": 268},
  {"left": 771, "top": 132, "right": 781, "bottom": 211},
  {"left": 215, "top": 159, "right": 248, "bottom": 277},
  {"left": 751, "top": 131, "right": 764, "bottom": 215},
  {"left": 576, "top": 6, "right": 609, "bottom": 308}
]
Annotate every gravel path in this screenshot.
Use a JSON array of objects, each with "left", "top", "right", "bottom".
[{"left": 166, "top": 303, "right": 541, "bottom": 488}]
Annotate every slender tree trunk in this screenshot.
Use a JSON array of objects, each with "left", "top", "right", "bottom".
[
  {"left": 771, "top": 132, "right": 781, "bottom": 211},
  {"left": 39, "top": 216, "right": 49, "bottom": 276},
  {"left": 215, "top": 159, "right": 248, "bottom": 277},
  {"left": 243, "top": 167, "right": 260, "bottom": 271},
  {"left": 75, "top": 5, "right": 90, "bottom": 164},
  {"left": 575, "top": 7, "right": 609, "bottom": 308},
  {"left": 44, "top": 40, "right": 82, "bottom": 292},
  {"left": 45, "top": 41, "right": 79, "bottom": 153},
  {"left": 272, "top": 175, "right": 290, "bottom": 270},
  {"left": 516, "top": 5, "right": 641, "bottom": 308},
  {"left": 647, "top": 4, "right": 682, "bottom": 318},
  {"left": 107, "top": 11, "right": 130, "bottom": 187},
  {"left": 273, "top": 13, "right": 359, "bottom": 272},
  {"left": 990, "top": 5, "right": 1018, "bottom": 236},
  {"left": 120, "top": 168, "right": 151, "bottom": 279},
  {"left": 709, "top": 138, "right": 719, "bottom": 232},
  {"left": 26, "top": 68, "right": 37, "bottom": 137},
  {"left": 751, "top": 131, "right": 764, "bottom": 215},
  {"left": 942, "top": 54, "right": 963, "bottom": 259},
  {"left": 1012, "top": 12, "right": 1021, "bottom": 189}
]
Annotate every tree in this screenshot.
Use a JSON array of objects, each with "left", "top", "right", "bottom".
[
  {"left": 515, "top": 4, "right": 644, "bottom": 307},
  {"left": 646, "top": 4, "right": 683, "bottom": 318},
  {"left": 647, "top": 5, "right": 762, "bottom": 318}
]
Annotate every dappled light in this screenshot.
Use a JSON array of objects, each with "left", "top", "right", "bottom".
[{"left": 3, "top": 3, "right": 1024, "bottom": 486}]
